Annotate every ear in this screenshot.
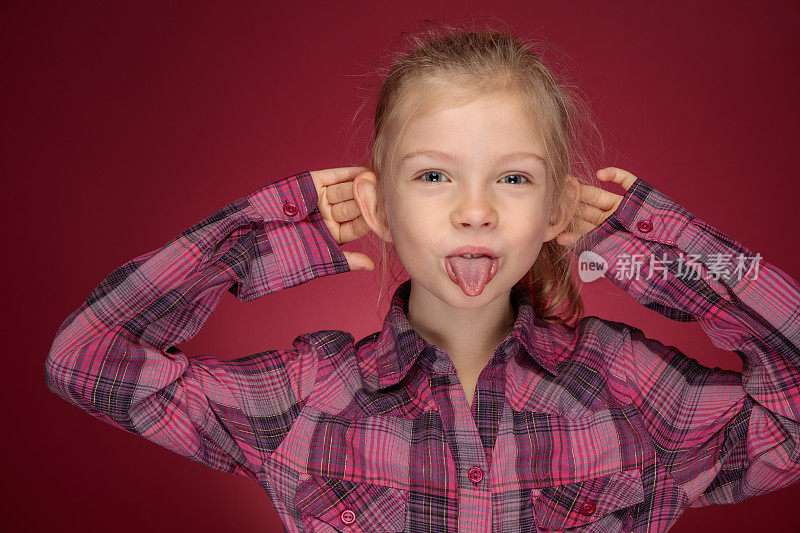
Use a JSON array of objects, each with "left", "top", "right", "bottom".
[
  {"left": 353, "top": 170, "right": 393, "bottom": 243},
  {"left": 543, "top": 175, "right": 581, "bottom": 243}
]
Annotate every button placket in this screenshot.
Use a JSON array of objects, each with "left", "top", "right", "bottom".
[{"left": 467, "top": 466, "right": 483, "bottom": 488}]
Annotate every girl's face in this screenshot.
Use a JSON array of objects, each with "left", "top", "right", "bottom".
[{"left": 357, "top": 89, "right": 571, "bottom": 308}]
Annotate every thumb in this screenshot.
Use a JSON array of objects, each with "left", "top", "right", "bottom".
[{"left": 342, "top": 251, "right": 376, "bottom": 272}]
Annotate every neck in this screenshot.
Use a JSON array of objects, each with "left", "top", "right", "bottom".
[{"left": 406, "top": 278, "right": 516, "bottom": 365}]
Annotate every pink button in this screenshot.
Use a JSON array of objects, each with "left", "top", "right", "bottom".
[
  {"left": 467, "top": 466, "right": 483, "bottom": 483},
  {"left": 636, "top": 219, "right": 653, "bottom": 233},
  {"left": 283, "top": 201, "right": 299, "bottom": 217},
  {"left": 339, "top": 508, "right": 356, "bottom": 525},
  {"left": 531, "top": 488, "right": 542, "bottom": 497},
  {"left": 579, "top": 500, "right": 596, "bottom": 516}
]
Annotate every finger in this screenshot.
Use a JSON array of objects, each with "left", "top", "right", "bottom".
[
  {"left": 315, "top": 166, "right": 369, "bottom": 187},
  {"left": 331, "top": 199, "right": 362, "bottom": 222},
  {"left": 555, "top": 232, "right": 581, "bottom": 248},
  {"left": 320, "top": 216, "right": 340, "bottom": 243},
  {"left": 573, "top": 199, "right": 608, "bottom": 227},
  {"left": 339, "top": 215, "right": 371, "bottom": 242},
  {"left": 580, "top": 183, "right": 622, "bottom": 211},
  {"left": 326, "top": 180, "right": 355, "bottom": 203},
  {"left": 342, "top": 250, "right": 376, "bottom": 272},
  {"left": 597, "top": 167, "right": 638, "bottom": 192},
  {"left": 573, "top": 216, "right": 599, "bottom": 237},
  {"left": 556, "top": 206, "right": 611, "bottom": 246}
]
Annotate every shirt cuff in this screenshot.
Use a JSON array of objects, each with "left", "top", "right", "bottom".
[
  {"left": 246, "top": 170, "right": 321, "bottom": 223},
  {"left": 574, "top": 176, "right": 695, "bottom": 256}
]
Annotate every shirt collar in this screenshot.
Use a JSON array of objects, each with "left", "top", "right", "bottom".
[{"left": 374, "top": 278, "right": 559, "bottom": 389}]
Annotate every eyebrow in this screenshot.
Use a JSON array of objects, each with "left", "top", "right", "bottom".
[{"left": 399, "top": 148, "right": 546, "bottom": 166}]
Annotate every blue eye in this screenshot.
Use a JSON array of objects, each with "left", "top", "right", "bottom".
[
  {"left": 499, "top": 173, "right": 530, "bottom": 185},
  {"left": 416, "top": 171, "right": 449, "bottom": 183},
  {"left": 415, "top": 171, "right": 531, "bottom": 185}
]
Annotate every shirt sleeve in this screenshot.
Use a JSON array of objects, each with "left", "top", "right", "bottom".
[
  {"left": 573, "top": 176, "right": 800, "bottom": 508},
  {"left": 44, "top": 170, "right": 351, "bottom": 483}
]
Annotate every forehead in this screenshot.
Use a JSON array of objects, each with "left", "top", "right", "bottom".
[{"left": 391, "top": 89, "right": 545, "bottom": 169}]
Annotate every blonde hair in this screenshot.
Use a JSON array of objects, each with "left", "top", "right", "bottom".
[{"left": 347, "top": 18, "right": 606, "bottom": 328}]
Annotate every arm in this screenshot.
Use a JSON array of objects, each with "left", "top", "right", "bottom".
[
  {"left": 574, "top": 175, "right": 800, "bottom": 507},
  {"left": 44, "top": 170, "right": 350, "bottom": 482}
]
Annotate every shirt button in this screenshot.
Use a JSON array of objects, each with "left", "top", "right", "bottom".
[
  {"left": 531, "top": 488, "right": 542, "bottom": 497},
  {"left": 283, "top": 201, "right": 299, "bottom": 217},
  {"left": 339, "top": 508, "right": 356, "bottom": 525},
  {"left": 636, "top": 219, "right": 653, "bottom": 233},
  {"left": 467, "top": 466, "right": 483, "bottom": 483},
  {"left": 579, "top": 500, "right": 596, "bottom": 516}
]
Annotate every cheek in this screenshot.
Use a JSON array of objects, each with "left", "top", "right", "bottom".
[
  {"left": 510, "top": 208, "right": 549, "bottom": 240},
  {"left": 389, "top": 204, "right": 446, "bottom": 260},
  {"left": 388, "top": 207, "right": 426, "bottom": 247},
  {"left": 505, "top": 215, "right": 550, "bottom": 266}
]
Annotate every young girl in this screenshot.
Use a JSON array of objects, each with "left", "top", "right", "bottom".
[{"left": 45, "top": 24, "right": 800, "bottom": 533}]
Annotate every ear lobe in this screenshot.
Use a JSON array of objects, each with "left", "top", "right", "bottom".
[{"left": 353, "top": 171, "right": 394, "bottom": 243}]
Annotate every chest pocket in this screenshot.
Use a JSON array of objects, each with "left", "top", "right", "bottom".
[
  {"left": 296, "top": 475, "right": 409, "bottom": 532},
  {"left": 531, "top": 468, "right": 644, "bottom": 532}
]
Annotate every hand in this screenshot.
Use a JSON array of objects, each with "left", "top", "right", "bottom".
[
  {"left": 308, "top": 167, "right": 376, "bottom": 272},
  {"left": 555, "top": 167, "right": 640, "bottom": 248}
]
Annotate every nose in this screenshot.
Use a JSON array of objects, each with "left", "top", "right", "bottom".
[{"left": 451, "top": 187, "right": 498, "bottom": 229}]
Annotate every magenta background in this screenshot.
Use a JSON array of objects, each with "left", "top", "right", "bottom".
[{"left": 3, "top": 1, "right": 799, "bottom": 531}]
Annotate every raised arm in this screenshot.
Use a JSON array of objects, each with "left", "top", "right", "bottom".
[
  {"left": 44, "top": 169, "right": 354, "bottom": 482},
  {"left": 572, "top": 168, "right": 800, "bottom": 507}
]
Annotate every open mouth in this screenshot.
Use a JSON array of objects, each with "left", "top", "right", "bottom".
[
  {"left": 444, "top": 255, "right": 500, "bottom": 277},
  {"left": 444, "top": 254, "right": 500, "bottom": 296},
  {"left": 446, "top": 246, "right": 499, "bottom": 259}
]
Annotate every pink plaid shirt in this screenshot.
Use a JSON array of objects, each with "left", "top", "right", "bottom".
[{"left": 45, "top": 170, "right": 800, "bottom": 532}]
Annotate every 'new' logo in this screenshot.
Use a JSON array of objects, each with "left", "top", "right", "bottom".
[{"left": 578, "top": 251, "right": 608, "bottom": 282}]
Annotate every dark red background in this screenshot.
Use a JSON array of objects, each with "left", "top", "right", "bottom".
[{"left": 3, "top": 1, "right": 799, "bottom": 531}]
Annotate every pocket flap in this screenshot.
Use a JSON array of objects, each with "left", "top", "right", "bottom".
[
  {"left": 296, "top": 475, "right": 408, "bottom": 532},
  {"left": 532, "top": 468, "right": 644, "bottom": 530}
]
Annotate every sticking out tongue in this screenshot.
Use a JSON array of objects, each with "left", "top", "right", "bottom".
[{"left": 446, "top": 255, "right": 496, "bottom": 296}]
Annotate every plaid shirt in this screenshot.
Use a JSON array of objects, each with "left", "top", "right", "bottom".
[{"left": 45, "top": 170, "right": 800, "bottom": 532}]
